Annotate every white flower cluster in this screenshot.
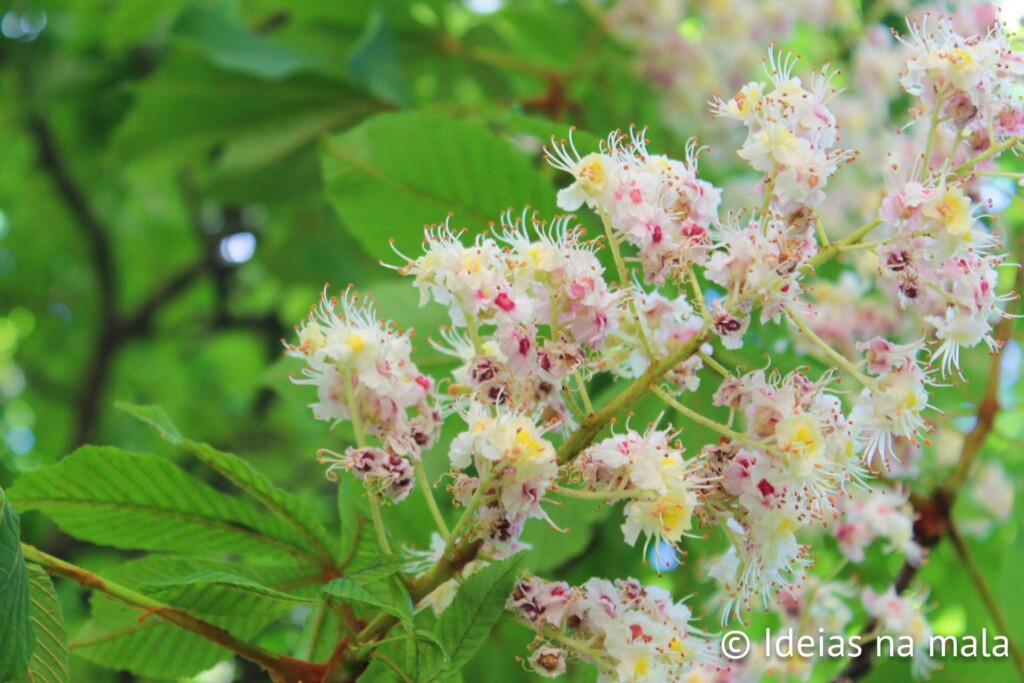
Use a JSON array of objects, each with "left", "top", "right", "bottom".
[
  {"left": 286, "top": 288, "right": 440, "bottom": 498},
  {"left": 705, "top": 211, "right": 818, "bottom": 331},
  {"left": 850, "top": 337, "right": 935, "bottom": 467},
  {"left": 449, "top": 402, "right": 559, "bottom": 557},
  {"left": 713, "top": 47, "right": 855, "bottom": 209},
  {"left": 393, "top": 212, "right": 620, "bottom": 424},
  {"left": 835, "top": 486, "right": 923, "bottom": 564},
  {"left": 900, "top": 15, "right": 1024, "bottom": 140},
  {"left": 878, "top": 176, "right": 1011, "bottom": 377},
  {"left": 548, "top": 130, "right": 721, "bottom": 284},
  {"left": 862, "top": 586, "right": 936, "bottom": 677},
  {"left": 704, "top": 369, "right": 861, "bottom": 620},
  {"left": 508, "top": 576, "right": 719, "bottom": 682},
  {"left": 604, "top": 292, "right": 706, "bottom": 384},
  {"left": 283, "top": 15, "right": 1022, "bottom": 680},
  {"left": 573, "top": 425, "right": 706, "bottom": 559}
]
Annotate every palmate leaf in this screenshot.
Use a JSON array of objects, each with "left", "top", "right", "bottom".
[
  {"left": 7, "top": 447, "right": 315, "bottom": 561},
  {"left": 421, "top": 556, "right": 524, "bottom": 680},
  {"left": 72, "top": 555, "right": 317, "bottom": 679},
  {"left": 339, "top": 475, "right": 387, "bottom": 570},
  {"left": 72, "top": 596, "right": 261, "bottom": 680},
  {"left": 114, "top": 52, "right": 381, "bottom": 171},
  {"left": 0, "top": 487, "right": 32, "bottom": 681},
  {"left": 172, "top": 2, "right": 326, "bottom": 80},
  {"left": 18, "top": 563, "right": 69, "bottom": 683},
  {"left": 322, "top": 576, "right": 413, "bottom": 629},
  {"left": 118, "top": 402, "right": 336, "bottom": 562},
  {"left": 142, "top": 571, "right": 318, "bottom": 617},
  {"left": 321, "top": 111, "right": 558, "bottom": 262}
]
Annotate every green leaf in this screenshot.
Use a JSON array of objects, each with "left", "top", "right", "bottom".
[
  {"left": 18, "top": 563, "right": 69, "bottom": 683},
  {"left": 115, "top": 402, "right": 184, "bottom": 445},
  {"left": 412, "top": 629, "right": 448, "bottom": 662},
  {"left": 182, "top": 440, "right": 337, "bottom": 560},
  {"left": 494, "top": 113, "right": 603, "bottom": 155},
  {"left": 119, "top": 402, "right": 336, "bottom": 562},
  {"left": 321, "top": 112, "right": 557, "bottom": 262},
  {"left": 322, "top": 577, "right": 389, "bottom": 610},
  {"left": 427, "top": 556, "right": 523, "bottom": 678},
  {"left": 299, "top": 604, "right": 343, "bottom": 663},
  {"left": 339, "top": 475, "right": 384, "bottom": 570},
  {"left": 347, "top": 9, "right": 410, "bottom": 106},
  {"left": 344, "top": 554, "right": 411, "bottom": 584},
  {"left": 0, "top": 487, "right": 32, "bottom": 681},
  {"left": 67, "top": 555, "right": 301, "bottom": 678},
  {"left": 322, "top": 576, "right": 412, "bottom": 628},
  {"left": 7, "top": 447, "right": 313, "bottom": 560},
  {"left": 173, "top": 2, "right": 325, "bottom": 80},
  {"left": 72, "top": 596, "right": 261, "bottom": 679},
  {"left": 142, "top": 570, "right": 317, "bottom": 617},
  {"left": 107, "top": 554, "right": 324, "bottom": 596},
  {"left": 115, "top": 53, "right": 379, "bottom": 169}
]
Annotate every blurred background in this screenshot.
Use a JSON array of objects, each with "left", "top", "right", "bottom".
[{"left": 0, "top": 0, "right": 1022, "bottom": 681}]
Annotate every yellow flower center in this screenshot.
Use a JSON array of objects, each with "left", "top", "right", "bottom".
[
  {"left": 946, "top": 48, "right": 974, "bottom": 68},
  {"left": 634, "top": 656, "right": 650, "bottom": 677},
  {"left": 515, "top": 428, "right": 547, "bottom": 460},
  {"left": 575, "top": 153, "right": 607, "bottom": 196},
  {"left": 346, "top": 332, "right": 367, "bottom": 352}
]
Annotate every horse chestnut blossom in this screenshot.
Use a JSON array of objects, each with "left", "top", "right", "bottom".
[
  {"left": 447, "top": 402, "right": 560, "bottom": 558},
  {"left": 286, "top": 288, "right": 439, "bottom": 487},
  {"left": 713, "top": 47, "right": 856, "bottom": 209},
  {"left": 862, "top": 586, "right": 937, "bottom": 677},
  {"left": 835, "top": 486, "right": 923, "bottom": 564},
  {"left": 508, "top": 576, "right": 718, "bottom": 681},
  {"left": 283, "top": 17, "right": 1021, "bottom": 682},
  {"left": 547, "top": 130, "right": 722, "bottom": 284},
  {"left": 900, "top": 15, "right": 1024, "bottom": 141},
  {"left": 571, "top": 425, "right": 707, "bottom": 559}
]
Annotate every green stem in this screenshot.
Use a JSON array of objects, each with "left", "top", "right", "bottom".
[
  {"left": 651, "top": 385, "right": 767, "bottom": 451},
  {"left": 341, "top": 366, "right": 392, "bottom": 556},
  {"left": 759, "top": 172, "right": 776, "bottom": 228},
  {"left": 802, "top": 218, "right": 882, "bottom": 273},
  {"left": 551, "top": 486, "right": 643, "bottom": 501},
  {"left": 786, "top": 307, "right": 877, "bottom": 392},
  {"left": 599, "top": 209, "right": 657, "bottom": 360},
  {"left": 698, "top": 350, "right": 731, "bottom": 378},
  {"left": 921, "top": 93, "right": 944, "bottom": 181},
  {"left": 815, "top": 216, "right": 831, "bottom": 247},
  {"left": 448, "top": 468, "right": 497, "bottom": 543},
  {"left": 554, "top": 321, "right": 714, "bottom": 463},
  {"left": 341, "top": 367, "right": 367, "bottom": 447},
  {"left": 372, "top": 652, "right": 415, "bottom": 683},
  {"left": 574, "top": 372, "right": 594, "bottom": 415},
  {"left": 367, "top": 499, "right": 393, "bottom": 556},
  {"left": 415, "top": 459, "right": 451, "bottom": 541},
  {"left": 688, "top": 268, "right": 708, "bottom": 318},
  {"left": 950, "top": 135, "right": 1023, "bottom": 177}
]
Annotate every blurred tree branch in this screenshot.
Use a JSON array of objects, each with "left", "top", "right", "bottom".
[{"left": 25, "top": 112, "right": 288, "bottom": 449}]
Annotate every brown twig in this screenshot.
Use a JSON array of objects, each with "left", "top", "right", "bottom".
[
  {"left": 947, "top": 520, "right": 1024, "bottom": 677},
  {"left": 25, "top": 114, "right": 216, "bottom": 448}
]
